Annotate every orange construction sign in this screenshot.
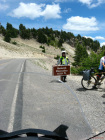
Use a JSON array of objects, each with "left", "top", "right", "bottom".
[{"left": 52, "top": 65, "right": 70, "bottom": 76}]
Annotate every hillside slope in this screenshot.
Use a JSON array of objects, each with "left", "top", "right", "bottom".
[{"left": 0, "top": 35, "right": 75, "bottom": 70}]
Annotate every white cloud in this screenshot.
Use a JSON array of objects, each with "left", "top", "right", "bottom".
[
  {"left": 101, "top": 42, "right": 105, "bottom": 47},
  {"left": 83, "top": 36, "right": 94, "bottom": 40},
  {"left": 41, "top": 4, "right": 61, "bottom": 19},
  {"left": 78, "top": 0, "right": 92, "bottom": 5},
  {"left": 0, "top": 3, "right": 9, "bottom": 10},
  {"left": 54, "top": 0, "right": 72, "bottom": 2},
  {"left": 64, "top": 8, "right": 71, "bottom": 13},
  {"left": 63, "top": 16, "right": 99, "bottom": 32},
  {"left": 84, "top": 36, "right": 105, "bottom": 41},
  {"left": 95, "top": 36, "right": 105, "bottom": 40},
  {"left": 9, "top": 3, "right": 45, "bottom": 19},
  {"left": 9, "top": 2, "right": 61, "bottom": 20},
  {"left": 78, "top": 0, "right": 105, "bottom": 8}
]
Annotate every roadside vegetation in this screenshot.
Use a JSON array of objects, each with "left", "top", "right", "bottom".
[
  {"left": 71, "top": 43, "right": 105, "bottom": 74},
  {"left": 39, "top": 46, "right": 46, "bottom": 53}
]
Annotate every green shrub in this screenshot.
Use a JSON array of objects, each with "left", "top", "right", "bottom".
[
  {"left": 40, "top": 46, "right": 46, "bottom": 53},
  {"left": 71, "top": 66, "right": 86, "bottom": 75},
  {"left": 42, "top": 48, "right": 45, "bottom": 53},
  {"left": 77, "top": 67, "right": 87, "bottom": 75},
  {"left": 12, "top": 41, "right": 17, "bottom": 45},
  {"left": 40, "top": 45, "right": 45, "bottom": 49},
  {"left": 71, "top": 51, "right": 103, "bottom": 75},
  {"left": 54, "top": 55, "right": 60, "bottom": 60},
  {"left": 71, "top": 67, "right": 78, "bottom": 75},
  {"left": 49, "top": 40, "right": 55, "bottom": 46},
  {"left": 61, "top": 47, "right": 65, "bottom": 51}
]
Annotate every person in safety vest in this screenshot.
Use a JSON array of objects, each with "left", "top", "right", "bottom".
[{"left": 57, "top": 51, "right": 70, "bottom": 82}]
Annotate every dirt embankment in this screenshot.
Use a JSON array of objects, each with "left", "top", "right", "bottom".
[{"left": 0, "top": 36, "right": 75, "bottom": 70}]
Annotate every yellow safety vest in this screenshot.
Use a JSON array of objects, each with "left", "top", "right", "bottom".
[{"left": 60, "top": 56, "right": 69, "bottom": 65}]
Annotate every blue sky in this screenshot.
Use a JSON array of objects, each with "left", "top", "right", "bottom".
[{"left": 0, "top": 0, "right": 105, "bottom": 46}]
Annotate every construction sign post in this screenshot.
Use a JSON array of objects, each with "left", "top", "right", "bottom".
[{"left": 52, "top": 65, "right": 70, "bottom": 76}]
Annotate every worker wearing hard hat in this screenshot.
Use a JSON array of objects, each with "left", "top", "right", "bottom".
[{"left": 57, "top": 51, "right": 70, "bottom": 82}]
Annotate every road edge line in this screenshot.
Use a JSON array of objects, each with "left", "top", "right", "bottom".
[{"left": 7, "top": 61, "right": 25, "bottom": 132}]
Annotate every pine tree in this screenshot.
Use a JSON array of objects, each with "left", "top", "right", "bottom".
[
  {"left": 6, "top": 23, "right": 18, "bottom": 38},
  {"left": 0, "top": 25, "right": 6, "bottom": 36},
  {"left": 91, "top": 40, "right": 100, "bottom": 52},
  {"left": 37, "top": 31, "right": 47, "bottom": 43},
  {"left": 4, "top": 31, "right": 11, "bottom": 42},
  {"left": 73, "top": 43, "right": 88, "bottom": 66}
]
